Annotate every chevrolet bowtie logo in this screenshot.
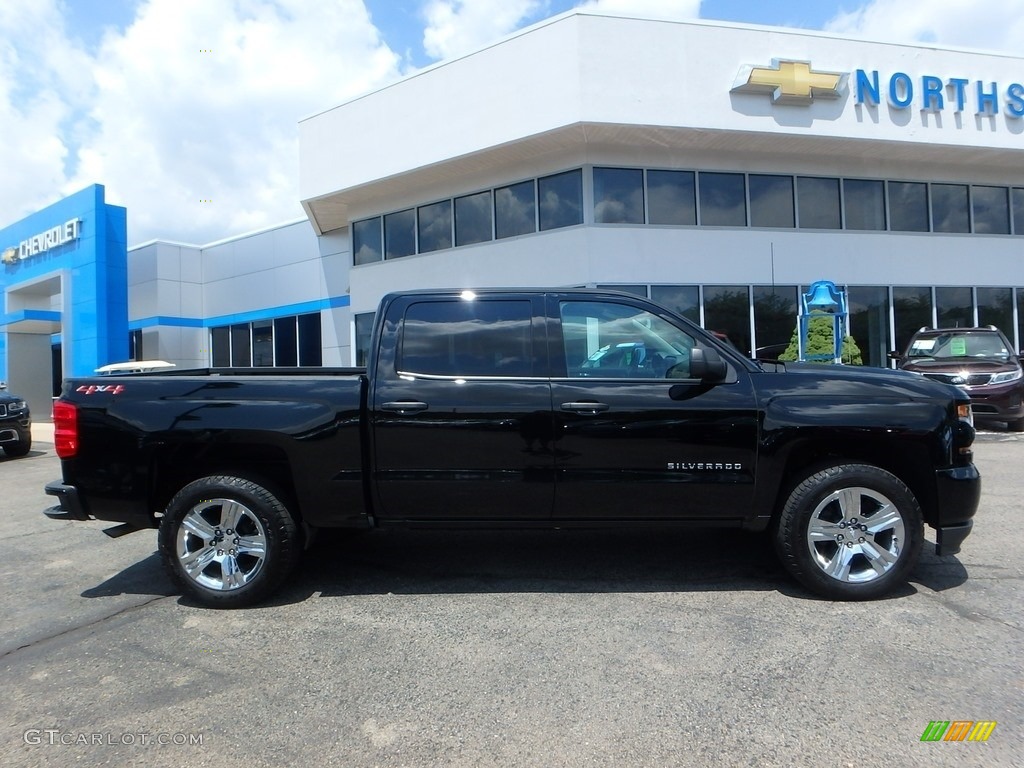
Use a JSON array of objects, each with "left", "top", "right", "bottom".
[
  {"left": 1, "top": 247, "right": 17, "bottom": 265},
  {"left": 732, "top": 59, "right": 847, "bottom": 105}
]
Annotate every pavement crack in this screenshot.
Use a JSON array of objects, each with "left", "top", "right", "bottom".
[{"left": 0, "top": 594, "right": 172, "bottom": 661}]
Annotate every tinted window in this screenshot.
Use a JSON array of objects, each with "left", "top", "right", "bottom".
[
  {"left": 495, "top": 180, "right": 536, "bottom": 239},
  {"left": 211, "top": 326, "right": 230, "bottom": 367},
  {"left": 384, "top": 208, "right": 416, "bottom": 259},
  {"left": 455, "top": 191, "right": 492, "bottom": 246},
  {"left": 647, "top": 170, "right": 696, "bottom": 225},
  {"left": 977, "top": 287, "right": 1012, "bottom": 336},
  {"left": 597, "top": 284, "right": 648, "bottom": 297},
  {"left": 843, "top": 179, "right": 886, "bottom": 230},
  {"left": 753, "top": 286, "right": 797, "bottom": 356},
  {"left": 560, "top": 300, "right": 695, "bottom": 379},
  {"left": 298, "top": 313, "right": 322, "bottom": 366},
  {"left": 231, "top": 323, "right": 251, "bottom": 366},
  {"left": 703, "top": 286, "right": 751, "bottom": 357},
  {"left": 352, "top": 217, "right": 382, "bottom": 265},
  {"left": 893, "top": 286, "right": 932, "bottom": 353},
  {"left": 354, "top": 313, "right": 375, "bottom": 367},
  {"left": 972, "top": 186, "right": 1010, "bottom": 234},
  {"left": 253, "top": 320, "right": 273, "bottom": 366},
  {"left": 698, "top": 172, "right": 746, "bottom": 226},
  {"left": 931, "top": 184, "right": 969, "bottom": 233},
  {"left": 538, "top": 170, "right": 583, "bottom": 231},
  {"left": 847, "top": 285, "right": 891, "bottom": 368},
  {"left": 935, "top": 286, "right": 973, "bottom": 327},
  {"left": 797, "top": 177, "right": 841, "bottom": 229},
  {"left": 888, "top": 182, "right": 929, "bottom": 232},
  {"left": 593, "top": 167, "right": 644, "bottom": 223},
  {"left": 418, "top": 200, "right": 452, "bottom": 253},
  {"left": 650, "top": 285, "right": 700, "bottom": 324},
  {"left": 1014, "top": 188, "right": 1024, "bottom": 235},
  {"left": 274, "top": 317, "right": 297, "bottom": 367},
  {"left": 401, "top": 300, "right": 533, "bottom": 377},
  {"left": 749, "top": 175, "right": 794, "bottom": 228}
]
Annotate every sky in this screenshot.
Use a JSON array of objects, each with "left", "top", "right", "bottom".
[{"left": 1, "top": 0, "right": 1022, "bottom": 247}]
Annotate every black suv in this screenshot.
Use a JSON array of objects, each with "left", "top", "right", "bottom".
[
  {"left": 0, "top": 385, "right": 32, "bottom": 458},
  {"left": 892, "top": 327, "right": 1024, "bottom": 430}
]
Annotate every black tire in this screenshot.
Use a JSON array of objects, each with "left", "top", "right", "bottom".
[
  {"left": 158, "top": 475, "right": 302, "bottom": 608},
  {"left": 3, "top": 434, "right": 31, "bottom": 457},
  {"left": 1007, "top": 418, "right": 1024, "bottom": 432},
  {"left": 774, "top": 463, "right": 923, "bottom": 600}
]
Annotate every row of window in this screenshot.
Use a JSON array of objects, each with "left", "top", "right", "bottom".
[
  {"left": 354, "top": 285, "right": 1024, "bottom": 371},
  {"left": 210, "top": 313, "right": 322, "bottom": 367},
  {"left": 352, "top": 167, "right": 1024, "bottom": 264}
]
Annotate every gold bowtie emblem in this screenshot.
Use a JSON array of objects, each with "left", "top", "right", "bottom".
[{"left": 732, "top": 60, "right": 846, "bottom": 105}]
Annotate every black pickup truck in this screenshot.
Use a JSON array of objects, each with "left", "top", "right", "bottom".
[{"left": 44, "top": 289, "right": 980, "bottom": 607}]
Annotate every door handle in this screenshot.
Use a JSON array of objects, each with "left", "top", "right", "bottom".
[
  {"left": 381, "top": 401, "right": 429, "bottom": 414},
  {"left": 560, "top": 401, "right": 610, "bottom": 414}
]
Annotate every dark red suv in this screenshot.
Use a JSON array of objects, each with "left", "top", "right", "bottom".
[{"left": 892, "top": 327, "right": 1024, "bottom": 430}]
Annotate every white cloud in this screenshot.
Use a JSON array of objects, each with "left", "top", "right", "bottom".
[
  {"left": 825, "top": 0, "right": 1024, "bottom": 53},
  {"left": 422, "top": 0, "right": 544, "bottom": 60},
  {"left": 1, "top": 0, "right": 402, "bottom": 245}
]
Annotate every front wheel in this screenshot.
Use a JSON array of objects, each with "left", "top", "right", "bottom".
[
  {"left": 158, "top": 475, "right": 302, "bottom": 608},
  {"left": 774, "top": 464, "right": 923, "bottom": 600}
]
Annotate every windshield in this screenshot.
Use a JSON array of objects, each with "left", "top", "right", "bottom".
[{"left": 908, "top": 332, "right": 1010, "bottom": 361}]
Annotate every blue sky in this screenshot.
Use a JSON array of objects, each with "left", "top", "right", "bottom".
[{"left": 2, "top": 0, "right": 1021, "bottom": 245}]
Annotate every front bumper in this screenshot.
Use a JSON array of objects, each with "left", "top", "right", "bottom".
[{"left": 932, "top": 465, "right": 981, "bottom": 556}]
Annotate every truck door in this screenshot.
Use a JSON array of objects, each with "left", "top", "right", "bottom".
[
  {"left": 371, "top": 294, "right": 555, "bottom": 521},
  {"left": 549, "top": 295, "right": 758, "bottom": 521}
]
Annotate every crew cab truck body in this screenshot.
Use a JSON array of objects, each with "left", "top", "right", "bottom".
[{"left": 45, "top": 289, "right": 981, "bottom": 607}]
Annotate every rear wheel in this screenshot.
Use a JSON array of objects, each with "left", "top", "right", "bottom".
[
  {"left": 775, "top": 463, "right": 923, "bottom": 600},
  {"left": 158, "top": 475, "right": 302, "bottom": 608},
  {"left": 1007, "top": 417, "right": 1024, "bottom": 432}
]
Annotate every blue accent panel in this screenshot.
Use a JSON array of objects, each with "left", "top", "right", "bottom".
[
  {"left": 127, "top": 294, "right": 352, "bottom": 331},
  {"left": 0, "top": 184, "right": 128, "bottom": 379},
  {"left": 0, "top": 309, "right": 63, "bottom": 327}
]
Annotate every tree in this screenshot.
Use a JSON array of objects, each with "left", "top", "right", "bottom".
[{"left": 779, "top": 312, "right": 863, "bottom": 364}]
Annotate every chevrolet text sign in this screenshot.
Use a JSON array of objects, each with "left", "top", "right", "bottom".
[{"left": 17, "top": 219, "right": 81, "bottom": 260}]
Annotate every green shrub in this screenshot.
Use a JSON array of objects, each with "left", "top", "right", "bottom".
[{"left": 778, "top": 313, "right": 863, "bottom": 364}]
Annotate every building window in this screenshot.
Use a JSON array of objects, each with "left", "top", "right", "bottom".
[
  {"left": 698, "top": 172, "right": 746, "bottom": 227},
  {"left": 253, "top": 320, "right": 273, "bottom": 366},
  {"left": 977, "top": 287, "right": 1013, "bottom": 340},
  {"left": 646, "top": 170, "right": 696, "bottom": 225},
  {"left": 847, "top": 286, "right": 891, "bottom": 368},
  {"left": 703, "top": 285, "right": 751, "bottom": 356},
  {"left": 597, "top": 284, "right": 648, "bottom": 297},
  {"left": 354, "top": 313, "right": 375, "bottom": 367},
  {"left": 274, "top": 317, "right": 298, "bottom": 366},
  {"left": 1013, "top": 189, "right": 1024, "bottom": 235},
  {"left": 400, "top": 300, "right": 533, "bottom": 377},
  {"left": 128, "top": 329, "right": 143, "bottom": 362},
  {"left": 935, "top": 286, "right": 973, "bottom": 327},
  {"left": 495, "top": 180, "right": 536, "bottom": 239},
  {"left": 455, "top": 191, "right": 493, "bottom": 246},
  {"left": 748, "top": 174, "right": 794, "bottom": 228},
  {"left": 209, "top": 312, "right": 321, "bottom": 367},
  {"left": 972, "top": 186, "right": 1010, "bottom": 235},
  {"left": 538, "top": 169, "right": 583, "bottom": 231},
  {"left": 650, "top": 285, "right": 700, "bottom": 324},
  {"left": 798, "top": 177, "right": 841, "bottom": 229},
  {"left": 888, "top": 181, "right": 929, "bottom": 232},
  {"left": 418, "top": 200, "right": 452, "bottom": 253},
  {"left": 752, "top": 286, "right": 797, "bottom": 358},
  {"left": 384, "top": 208, "right": 416, "bottom": 259},
  {"left": 593, "top": 167, "right": 644, "bottom": 224},
  {"left": 931, "top": 184, "right": 970, "bottom": 233},
  {"left": 892, "top": 286, "right": 932, "bottom": 352},
  {"left": 353, "top": 217, "right": 383, "bottom": 265},
  {"left": 843, "top": 179, "right": 886, "bottom": 231}
]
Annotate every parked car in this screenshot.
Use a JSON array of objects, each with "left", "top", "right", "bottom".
[
  {"left": 891, "top": 326, "right": 1024, "bottom": 431},
  {"left": 0, "top": 383, "right": 32, "bottom": 458},
  {"left": 44, "top": 289, "right": 979, "bottom": 607}
]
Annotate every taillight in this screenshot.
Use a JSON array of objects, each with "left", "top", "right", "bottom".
[{"left": 53, "top": 400, "right": 78, "bottom": 458}]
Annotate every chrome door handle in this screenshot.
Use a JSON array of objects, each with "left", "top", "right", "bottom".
[
  {"left": 381, "top": 401, "right": 429, "bottom": 414},
  {"left": 560, "top": 401, "right": 610, "bottom": 414}
]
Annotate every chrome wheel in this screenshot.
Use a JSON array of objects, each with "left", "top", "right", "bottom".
[
  {"left": 175, "top": 497, "right": 268, "bottom": 591},
  {"left": 805, "top": 486, "right": 906, "bottom": 584}
]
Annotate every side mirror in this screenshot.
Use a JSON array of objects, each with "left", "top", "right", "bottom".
[
  {"left": 887, "top": 350, "right": 902, "bottom": 362},
  {"left": 689, "top": 348, "right": 727, "bottom": 382}
]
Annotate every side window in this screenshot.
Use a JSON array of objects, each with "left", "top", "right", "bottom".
[
  {"left": 560, "top": 301, "right": 695, "bottom": 379},
  {"left": 400, "top": 300, "right": 533, "bottom": 377}
]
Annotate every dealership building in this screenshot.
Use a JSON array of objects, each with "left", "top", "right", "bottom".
[{"left": 2, "top": 11, "right": 1023, "bottom": 416}]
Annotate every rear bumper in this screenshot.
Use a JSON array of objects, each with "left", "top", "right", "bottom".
[
  {"left": 44, "top": 481, "right": 89, "bottom": 521},
  {"left": 932, "top": 465, "right": 981, "bottom": 555}
]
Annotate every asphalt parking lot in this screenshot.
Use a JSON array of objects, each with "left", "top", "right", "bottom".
[{"left": 2, "top": 424, "right": 1021, "bottom": 768}]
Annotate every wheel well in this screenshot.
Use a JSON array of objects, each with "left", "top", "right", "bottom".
[
  {"left": 773, "top": 439, "right": 937, "bottom": 524},
  {"left": 149, "top": 443, "right": 300, "bottom": 523}
]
